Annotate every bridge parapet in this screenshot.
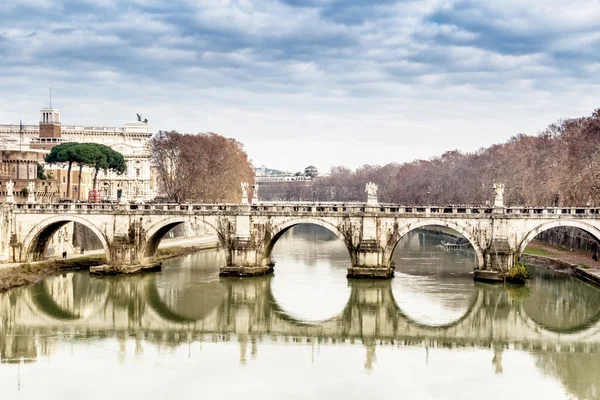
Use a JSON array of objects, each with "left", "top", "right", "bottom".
[
  {"left": 10, "top": 201, "right": 600, "bottom": 218},
  {"left": 4, "top": 201, "right": 600, "bottom": 279}
]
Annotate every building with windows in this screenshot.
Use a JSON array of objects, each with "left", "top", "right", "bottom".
[
  {"left": 0, "top": 149, "right": 60, "bottom": 203},
  {"left": 253, "top": 165, "right": 318, "bottom": 201},
  {"left": 0, "top": 107, "right": 157, "bottom": 202}
]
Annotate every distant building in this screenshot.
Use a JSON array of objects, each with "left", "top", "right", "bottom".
[
  {"left": 304, "top": 165, "right": 318, "bottom": 177},
  {"left": 0, "top": 107, "right": 156, "bottom": 201},
  {"left": 254, "top": 165, "right": 318, "bottom": 201}
]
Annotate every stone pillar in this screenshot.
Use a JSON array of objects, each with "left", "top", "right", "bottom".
[
  {"left": 220, "top": 206, "right": 273, "bottom": 277},
  {"left": 474, "top": 239, "right": 516, "bottom": 282},
  {"left": 109, "top": 238, "right": 139, "bottom": 265},
  {"left": 347, "top": 214, "right": 394, "bottom": 279}
]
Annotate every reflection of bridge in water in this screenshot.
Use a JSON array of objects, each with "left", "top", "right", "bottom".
[{"left": 3, "top": 271, "right": 600, "bottom": 366}]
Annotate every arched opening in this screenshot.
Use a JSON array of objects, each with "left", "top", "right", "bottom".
[
  {"left": 264, "top": 218, "right": 350, "bottom": 262},
  {"left": 142, "top": 217, "right": 224, "bottom": 261},
  {"left": 268, "top": 223, "right": 351, "bottom": 323},
  {"left": 23, "top": 216, "right": 110, "bottom": 261},
  {"left": 388, "top": 220, "right": 483, "bottom": 269},
  {"left": 389, "top": 224, "right": 479, "bottom": 327},
  {"left": 519, "top": 222, "right": 600, "bottom": 266}
]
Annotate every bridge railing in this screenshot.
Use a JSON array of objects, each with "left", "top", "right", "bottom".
[{"left": 9, "top": 202, "right": 600, "bottom": 216}]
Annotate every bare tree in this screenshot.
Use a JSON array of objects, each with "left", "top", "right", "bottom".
[{"left": 151, "top": 131, "right": 254, "bottom": 203}]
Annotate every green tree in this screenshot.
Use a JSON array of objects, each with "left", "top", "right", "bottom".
[
  {"left": 44, "top": 142, "right": 78, "bottom": 199},
  {"left": 37, "top": 163, "right": 48, "bottom": 180},
  {"left": 89, "top": 144, "right": 127, "bottom": 189},
  {"left": 71, "top": 143, "right": 100, "bottom": 200},
  {"left": 45, "top": 142, "right": 127, "bottom": 199}
]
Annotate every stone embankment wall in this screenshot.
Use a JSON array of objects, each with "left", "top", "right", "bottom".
[
  {"left": 536, "top": 227, "right": 597, "bottom": 253},
  {"left": 72, "top": 222, "right": 103, "bottom": 250}
]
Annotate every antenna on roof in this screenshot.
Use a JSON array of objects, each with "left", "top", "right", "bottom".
[{"left": 50, "top": 87, "right": 52, "bottom": 108}]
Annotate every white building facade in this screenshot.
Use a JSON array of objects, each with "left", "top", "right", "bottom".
[{"left": 0, "top": 108, "right": 156, "bottom": 202}]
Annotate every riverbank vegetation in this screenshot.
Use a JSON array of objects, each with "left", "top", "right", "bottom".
[{"left": 267, "top": 108, "right": 600, "bottom": 206}]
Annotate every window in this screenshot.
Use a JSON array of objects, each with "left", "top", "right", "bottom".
[{"left": 63, "top": 177, "right": 66, "bottom": 183}]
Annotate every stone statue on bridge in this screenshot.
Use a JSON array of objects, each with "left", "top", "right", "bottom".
[
  {"left": 251, "top": 184, "right": 259, "bottom": 203},
  {"left": 493, "top": 183, "right": 505, "bottom": 208},
  {"left": 26, "top": 181, "right": 35, "bottom": 204},
  {"left": 241, "top": 182, "right": 249, "bottom": 205},
  {"left": 5, "top": 180, "right": 14, "bottom": 203},
  {"left": 365, "top": 182, "right": 378, "bottom": 206}
]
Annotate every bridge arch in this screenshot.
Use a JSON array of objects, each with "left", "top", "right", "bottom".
[
  {"left": 518, "top": 220, "right": 600, "bottom": 255},
  {"left": 141, "top": 216, "right": 226, "bottom": 261},
  {"left": 387, "top": 219, "right": 484, "bottom": 269},
  {"left": 22, "top": 215, "right": 110, "bottom": 261},
  {"left": 264, "top": 217, "right": 350, "bottom": 262}
]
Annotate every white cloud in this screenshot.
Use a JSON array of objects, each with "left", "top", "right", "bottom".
[{"left": 0, "top": 0, "right": 599, "bottom": 171}]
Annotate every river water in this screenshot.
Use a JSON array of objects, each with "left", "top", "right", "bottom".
[{"left": 1, "top": 226, "right": 600, "bottom": 399}]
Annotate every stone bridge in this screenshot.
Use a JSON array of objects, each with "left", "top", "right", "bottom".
[{"left": 2, "top": 193, "right": 600, "bottom": 278}]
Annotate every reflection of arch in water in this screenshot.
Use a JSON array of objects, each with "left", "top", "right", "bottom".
[
  {"left": 142, "top": 217, "right": 225, "bottom": 261},
  {"left": 520, "top": 270, "right": 600, "bottom": 335},
  {"left": 268, "top": 273, "right": 483, "bottom": 331},
  {"left": 22, "top": 215, "right": 110, "bottom": 261},
  {"left": 387, "top": 221, "right": 484, "bottom": 269},
  {"left": 390, "top": 278, "right": 482, "bottom": 329},
  {"left": 518, "top": 220, "right": 600, "bottom": 255},
  {"left": 145, "top": 275, "right": 224, "bottom": 324},
  {"left": 30, "top": 273, "right": 109, "bottom": 321},
  {"left": 264, "top": 219, "right": 351, "bottom": 264},
  {"left": 270, "top": 278, "right": 351, "bottom": 326}
]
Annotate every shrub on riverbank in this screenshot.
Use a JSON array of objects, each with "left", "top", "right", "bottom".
[{"left": 506, "top": 261, "right": 532, "bottom": 283}]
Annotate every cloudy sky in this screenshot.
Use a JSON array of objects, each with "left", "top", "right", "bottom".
[{"left": 0, "top": 0, "right": 599, "bottom": 172}]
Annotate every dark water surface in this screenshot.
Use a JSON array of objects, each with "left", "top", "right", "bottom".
[{"left": 1, "top": 226, "right": 600, "bottom": 399}]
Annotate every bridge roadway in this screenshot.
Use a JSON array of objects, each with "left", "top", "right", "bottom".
[
  {"left": 2, "top": 273, "right": 600, "bottom": 366},
  {"left": 3, "top": 199, "right": 600, "bottom": 278}
]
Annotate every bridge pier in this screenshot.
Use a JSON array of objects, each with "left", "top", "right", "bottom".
[
  {"left": 348, "top": 241, "right": 394, "bottom": 279},
  {"left": 220, "top": 210, "right": 274, "bottom": 277},
  {"left": 347, "top": 212, "right": 395, "bottom": 279},
  {"left": 109, "top": 238, "right": 140, "bottom": 265},
  {"left": 475, "top": 239, "right": 517, "bottom": 282},
  {"left": 219, "top": 239, "right": 274, "bottom": 277}
]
